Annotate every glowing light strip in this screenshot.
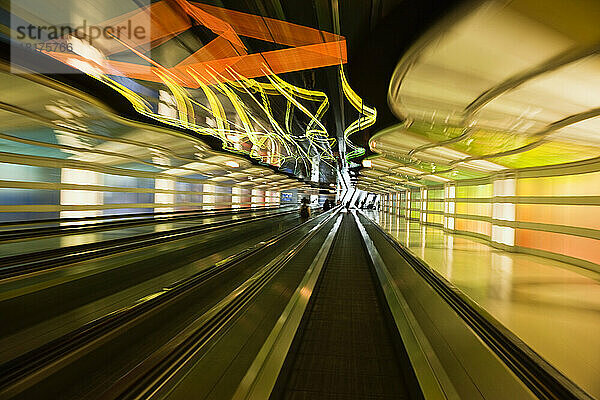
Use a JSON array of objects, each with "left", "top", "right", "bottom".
[
  {"left": 262, "top": 66, "right": 335, "bottom": 166},
  {"left": 340, "top": 66, "right": 376, "bottom": 159}
]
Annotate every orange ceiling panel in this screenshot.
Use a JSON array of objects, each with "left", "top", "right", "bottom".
[{"left": 43, "top": 0, "right": 347, "bottom": 87}]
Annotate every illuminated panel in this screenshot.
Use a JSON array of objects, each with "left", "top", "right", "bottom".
[
  {"left": 512, "top": 172, "right": 600, "bottom": 263},
  {"left": 43, "top": 0, "right": 347, "bottom": 87},
  {"left": 455, "top": 219, "right": 491, "bottom": 237},
  {"left": 456, "top": 202, "right": 492, "bottom": 217},
  {"left": 444, "top": 185, "right": 455, "bottom": 230},
  {"left": 410, "top": 190, "right": 420, "bottom": 220},
  {"left": 452, "top": 183, "right": 493, "bottom": 237},
  {"left": 203, "top": 183, "right": 215, "bottom": 210},
  {"left": 265, "top": 190, "right": 279, "bottom": 205},
  {"left": 428, "top": 188, "right": 444, "bottom": 200},
  {"left": 517, "top": 204, "right": 600, "bottom": 231},
  {"left": 421, "top": 189, "right": 427, "bottom": 223},
  {"left": 399, "top": 191, "right": 407, "bottom": 216},
  {"left": 516, "top": 229, "right": 600, "bottom": 265},
  {"left": 232, "top": 186, "right": 242, "bottom": 209},
  {"left": 251, "top": 189, "right": 265, "bottom": 206},
  {"left": 456, "top": 184, "right": 492, "bottom": 198},
  {"left": 428, "top": 214, "right": 443, "bottom": 225},
  {"left": 492, "top": 178, "right": 516, "bottom": 246},
  {"left": 155, "top": 178, "right": 175, "bottom": 212},
  {"left": 430, "top": 213, "right": 443, "bottom": 224},
  {"left": 241, "top": 188, "right": 252, "bottom": 208},
  {"left": 427, "top": 189, "right": 444, "bottom": 225},
  {"left": 60, "top": 169, "right": 102, "bottom": 219},
  {"left": 517, "top": 171, "right": 600, "bottom": 196}
]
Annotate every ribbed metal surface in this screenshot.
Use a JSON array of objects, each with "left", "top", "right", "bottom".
[{"left": 278, "top": 214, "right": 409, "bottom": 399}]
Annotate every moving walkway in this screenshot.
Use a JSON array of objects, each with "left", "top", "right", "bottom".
[
  {"left": 0, "top": 207, "right": 591, "bottom": 400},
  {"left": 0, "top": 205, "right": 296, "bottom": 277},
  {"left": 0, "top": 208, "right": 337, "bottom": 400},
  {"left": 0, "top": 206, "right": 314, "bottom": 364},
  {"left": 269, "top": 213, "right": 418, "bottom": 399}
]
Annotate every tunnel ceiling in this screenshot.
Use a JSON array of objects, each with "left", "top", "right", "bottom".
[
  {"left": 0, "top": 67, "right": 310, "bottom": 194},
  {"left": 356, "top": 0, "right": 600, "bottom": 193},
  {"left": 7, "top": 0, "right": 595, "bottom": 193},
  {"left": 3, "top": 0, "right": 412, "bottom": 183}
]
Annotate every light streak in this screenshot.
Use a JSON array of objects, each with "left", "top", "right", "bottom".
[{"left": 340, "top": 66, "right": 376, "bottom": 160}]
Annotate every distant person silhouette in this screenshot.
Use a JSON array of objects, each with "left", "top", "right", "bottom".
[{"left": 300, "top": 197, "right": 311, "bottom": 221}]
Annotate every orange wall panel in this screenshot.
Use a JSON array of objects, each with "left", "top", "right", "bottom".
[
  {"left": 455, "top": 218, "right": 491, "bottom": 237},
  {"left": 516, "top": 229, "right": 600, "bottom": 265},
  {"left": 517, "top": 204, "right": 600, "bottom": 230}
]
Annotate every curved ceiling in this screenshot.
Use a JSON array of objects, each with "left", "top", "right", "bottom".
[
  {"left": 4, "top": 0, "right": 384, "bottom": 183},
  {"left": 358, "top": 0, "right": 600, "bottom": 193}
]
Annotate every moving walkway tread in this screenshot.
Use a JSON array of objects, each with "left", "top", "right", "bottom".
[
  {"left": 272, "top": 214, "right": 414, "bottom": 400},
  {"left": 0, "top": 205, "right": 291, "bottom": 241},
  {"left": 0, "top": 211, "right": 305, "bottom": 362},
  {"left": 0, "top": 208, "right": 298, "bottom": 279},
  {"left": 0, "top": 205, "right": 287, "bottom": 230},
  {"left": 0, "top": 212, "right": 335, "bottom": 400}
]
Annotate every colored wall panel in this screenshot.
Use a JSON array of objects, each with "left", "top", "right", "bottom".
[
  {"left": 516, "top": 228, "right": 600, "bottom": 265},
  {"left": 428, "top": 189, "right": 444, "bottom": 199},
  {"left": 456, "top": 218, "right": 491, "bottom": 237},
  {"left": 516, "top": 204, "right": 600, "bottom": 231},
  {"left": 427, "top": 201, "right": 444, "bottom": 212},
  {"left": 456, "top": 184, "right": 492, "bottom": 198},
  {"left": 456, "top": 202, "right": 492, "bottom": 217},
  {"left": 428, "top": 213, "right": 444, "bottom": 225},
  {"left": 517, "top": 171, "right": 600, "bottom": 197}
]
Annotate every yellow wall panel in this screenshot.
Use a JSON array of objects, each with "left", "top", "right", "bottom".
[
  {"left": 428, "top": 213, "right": 443, "bottom": 225},
  {"left": 456, "top": 184, "right": 492, "bottom": 198},
  {"left": 518, "top": 171, "right": 600, "bottom": 197},
  {"left": 456, "top": 202, "right": 492, "bottom": 217}
]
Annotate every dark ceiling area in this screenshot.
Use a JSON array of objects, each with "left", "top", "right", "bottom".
[{"left": 345, "top": 0, "right": 465, "bottom": 150}]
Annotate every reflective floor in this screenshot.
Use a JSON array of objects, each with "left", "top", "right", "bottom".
[{"left": 366, "top": 211, "right": 600, "bottom": 399}]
